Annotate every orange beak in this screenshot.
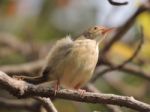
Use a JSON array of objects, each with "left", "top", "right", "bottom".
[
  {"left": 101, "top": 27, "right": 114, "bottom": 35},
  {"left": 96, "top": 27, "right": 115, "bottom": 44}
]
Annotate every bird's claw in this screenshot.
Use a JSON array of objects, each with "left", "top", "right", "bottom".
[
  {"left": 77, "top": 89, "right": 86, "bottom": 97},
  {"left": 13, "top": 75, "right": 24, "bottom": 80},
  {"left": 53, "top": 80, "right": 60, "bottom": 96}
]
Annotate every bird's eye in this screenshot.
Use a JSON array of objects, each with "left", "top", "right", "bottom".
[{"left": 94, "top": 27, "right": 98, "bottom": 30}]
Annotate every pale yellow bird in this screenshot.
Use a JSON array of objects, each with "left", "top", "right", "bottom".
[{"left": 15, "top": 26, "right": 113, "bottom": 91}]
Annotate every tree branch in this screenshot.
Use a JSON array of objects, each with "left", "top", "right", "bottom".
[
  {"left": 35, "top": 97, "right": 58, "bottom": 112},
  {"left": 0, "top": 71, "right": 150, "bottom": 112},
  {"left": 0, "top": 97, "right": 41, "bottom": 112},
  {"left": 0, "top": 59, "right": 44, "bottom": 76},
  {"left": 0, "top": 33, "right": 31, "bottom": 57},
  {"left": 0, "top": 32, "right": 42, "bottom": 60}
]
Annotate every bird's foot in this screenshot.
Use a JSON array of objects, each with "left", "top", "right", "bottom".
[
  {"left": 53, "top": 80, "right": 60, "bottom": 96},
  {"left": 77, "top": 89, "right": 86, "bottom": 97},
  {"left": 13, "top": 75, "right": 24, "bottom": 81}
]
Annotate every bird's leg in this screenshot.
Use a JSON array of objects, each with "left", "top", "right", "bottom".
[
  {"left": 13, "top": 75, "right": 47, "bottom": 84},
  {"left": 74, "top": 83, "right": 86, "bottom": 97},
  {"left": 54, "top": 79, "right": 60, "bottom": 95},
  {"left": 13, "top": 75, "right": 24, "bottom": 80},
  {"left": 77, "top": 89, "right": 86, "bottom": 97}
]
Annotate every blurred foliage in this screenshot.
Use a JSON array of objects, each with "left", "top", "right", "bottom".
[
  {"left": 137, "top": 11, "right": 150, "bottom": 38},
  {"left": 108, "top": 42, "right": 134, "bottom": 64},
  {"left": 136, "top": 11, "right": 150, "bottom": 62},
  {"left": 54, "top": 100, "right": 78, "bottom": 112},
  {"left": 0, "top": 53, "right": 26, "bottom": 65}
]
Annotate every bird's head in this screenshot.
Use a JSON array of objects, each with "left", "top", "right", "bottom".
[{"left": 83, "top": 26, "right": 114, "bottom": 43}]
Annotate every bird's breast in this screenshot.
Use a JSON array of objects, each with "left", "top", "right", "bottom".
[
  {"left": 60, "top": 39, "right": 99, "bottom": 89},
  {"left": 72, "top": 39, "right": 99, "bottom": 68}
]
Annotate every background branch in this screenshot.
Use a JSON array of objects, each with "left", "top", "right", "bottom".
[
  {"left": 0, "top": 59, "right": 44, "bottom": 76},
  {"left": 35, "top": 97, "right": 58, "bottom": 112},
  {"left": 107, "top": 0, "right": 128, "bottom": 6},
  {"left": 0, "top": 97, "right": 41, "bottom": 112},
  {"left": 0, "top": 33, "right": 32, "bottom": 58}
]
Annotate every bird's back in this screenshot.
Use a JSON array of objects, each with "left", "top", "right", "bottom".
[{"left": 41, "top": 36, "right": 73, "bottom": 80}]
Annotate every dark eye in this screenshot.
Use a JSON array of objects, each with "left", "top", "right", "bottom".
[{"left": 94, "top": 27, "right": 98, "bottom": 30}]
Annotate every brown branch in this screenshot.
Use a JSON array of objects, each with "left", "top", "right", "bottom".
[
  {"left": 103, "top": 59, "right": 150, "bottom": 82},
  {"left": 107, "top": 0, "right": 128, "bottom": 6},
  {"left": 0, "top": 97, "right": 41, "bottom": 112},
  {"left": 92, "top": 61, "right": 150, "bottom": 84},
  {"left": 35, "top": 97, "right": 58, "bottom": 112},
  {"left": 0, "top": 33, "right": 31, "bottom": 56},
  {"left": 0, "top": 33, "right": 41, "bottom": 60},
  {"left": 0, "top": 59, "right": 44, "bottom": 76},
  {"left": 0, "top": 94, "right": 57, "bottom": 112},
  {"left": 118, "top": 64, "right": 150, "bottom": 81},
  {"left": 91, "top": 67, "right": 111, "bottom": 83},
  {"left": 0, "top": 71, "right": 150, "bottom": 112}
]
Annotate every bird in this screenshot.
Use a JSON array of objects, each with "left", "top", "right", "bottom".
[{"left": 14, "top": 26, "right": 113, "bottom": 91}]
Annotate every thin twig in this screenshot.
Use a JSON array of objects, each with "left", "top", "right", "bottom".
[
  {"left": 91, "top": 68, "right": 111, "bottom": 83},
  {"left": 0, "top": 59, "right": 44, "bottom": 76},
  {"left": 35, "top": 97, "right": 58, "bottom": 112},
  {"left": 0, "top": 32, "right": 41, "bottom": 60},
  {"left": 100, "top": 61, "right": 150, "bottom": 81},
  {"left": 0, "top": 97, "right": 41, "bottom": 112},
  {"left": 0, "top": 33, "right": 31, "bottom": 57},
  {"left": 0, "top": 71, "right": 150, "bottom": 112},
  {"left": 107, "top": 0, "right": 128, "bottom": 6},
  {"left": 114, "top": 26, "right": 144, "bottom": 69}
]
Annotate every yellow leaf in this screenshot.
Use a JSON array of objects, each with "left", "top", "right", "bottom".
[
  {"left": 136, "top": 11, "right": 150, "bottom": 38},
  {"left": 108, "top": 42, "right": 134, "bottom": 63}
]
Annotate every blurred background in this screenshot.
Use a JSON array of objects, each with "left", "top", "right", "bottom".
[{"left": 0, "top": 0, "right": 150, "bottom": 112}]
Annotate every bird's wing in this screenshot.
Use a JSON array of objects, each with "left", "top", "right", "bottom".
[{"left": 41, "top": 36, "right": 74, "bottom": 80}]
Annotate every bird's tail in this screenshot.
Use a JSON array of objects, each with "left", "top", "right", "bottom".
[{"left": 13, "top": 75, "right": 48, "bottom": 84}]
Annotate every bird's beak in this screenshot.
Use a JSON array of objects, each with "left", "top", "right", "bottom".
[
  {"left": 102, "top": 27, "right": 114, "bottom": 35},
  {"left": 96, "top": 27, "right": 114, "bottom": 44}
]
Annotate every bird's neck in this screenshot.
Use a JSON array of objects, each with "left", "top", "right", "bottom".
[
  {"left": 75, "top": 31, "right": 92, "bottom": 40},
  {"left": 76, "top": 35, "right": 86, "bottom": 40}
]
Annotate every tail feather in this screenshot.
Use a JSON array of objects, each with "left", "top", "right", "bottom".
[{"left": 14, "top": 75, "right": 48, "bottom": 84}]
